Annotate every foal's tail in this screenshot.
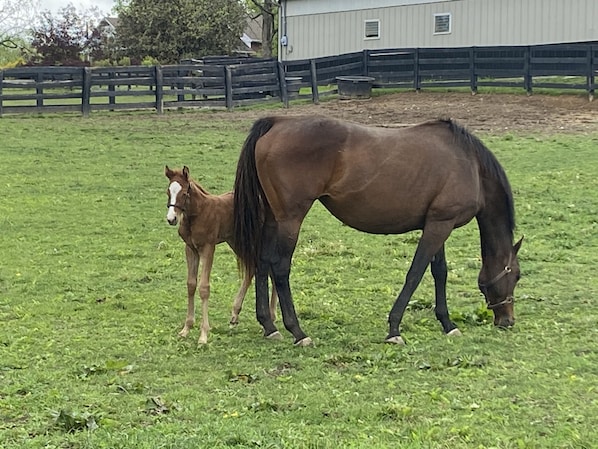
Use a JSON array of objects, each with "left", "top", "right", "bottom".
[{"left": 233, "top": 117, "right": 277, "bottom": 277}]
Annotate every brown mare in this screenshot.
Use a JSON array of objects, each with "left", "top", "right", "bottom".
[
  {"left": 233, "top": 116, "right": 523, "bottom": 346},
  {"left": 165, "top": 166, "right": 277, "bottom": 345}
]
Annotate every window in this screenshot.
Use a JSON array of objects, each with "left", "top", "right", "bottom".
[
  {"left": 434, "top": 13, "right": 451, "bottom": 34},
  {"left": 364, "top": 19, "right": 380, "bottom": 39}
]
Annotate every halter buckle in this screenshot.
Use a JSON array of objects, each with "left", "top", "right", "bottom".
[{"left": 486, "top": 295, "right": 513, "bottom": 310}]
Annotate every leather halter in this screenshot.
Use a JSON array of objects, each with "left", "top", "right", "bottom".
[
  {"left": 167, "top": 182, "right": 191, "bottom": 212},
  {"left": 478, "top": 254, "right": 514, "bottom": 310}
]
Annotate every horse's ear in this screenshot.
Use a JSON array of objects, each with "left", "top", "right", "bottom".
[
  {"left": 183, "top": 166, "right": 190, "bottom": 179},
  {"left": 513, "top": 236, "right": 524, "bottom": 254},
  {"left": 165, "top": 165, "right": 173, "bottom": 178}
]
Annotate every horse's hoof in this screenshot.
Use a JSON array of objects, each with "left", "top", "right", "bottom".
[
  {"left": 294, "top": 336, "right": 313, "bottom": 347},
  {"left": 197, "top": 332, "right": 209, "bottom": 345},
  {"left": 265, "top": 331, "right": 283, "bottom": 340},
  {"left": 447, "top": 328, "right": 463, "bottom": 337},
  {"left": 178, "top": 329, "right": 190, "bottom": 338},
  {"left": 385, "top": 335, "right": 406, "bottom": 345}
]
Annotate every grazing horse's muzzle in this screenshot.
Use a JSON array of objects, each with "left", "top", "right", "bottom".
[
  {"left": 488, "top": 295, "right": 515, "bottom": 327},
  {"left": 479, "top": 256, "right": 518, "bottom": 328},
  {"left": 494, "top": 303, "right": 515, "bottom": 328}
]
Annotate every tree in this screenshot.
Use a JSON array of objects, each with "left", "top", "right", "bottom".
[
  {"left": 115, "top": 0, "right": 247, "bottom": 64},
  {"left": 0, "top": 0, "right": 39, "bottom": 63},
  {"left": 29, "top": 4, "right": 103, "bottom": 66},
  {"left": 247, "top": 0, "right": 278, "bottom": 58}
]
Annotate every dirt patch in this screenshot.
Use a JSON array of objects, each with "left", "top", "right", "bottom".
[{"left": 221, "top": 91, "right": 598, "bottom": 135}]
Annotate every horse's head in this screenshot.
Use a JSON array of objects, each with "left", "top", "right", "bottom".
[
  {"left": 164, "top": 165, "right": 191, "bottom": 226},
  {"left": 478, "top": 237, "right": 523, "bottom": 327}
]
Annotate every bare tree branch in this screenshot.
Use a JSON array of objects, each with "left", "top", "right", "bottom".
[{"left": 0, "top": 0, "right": 40, "bottom": 48}]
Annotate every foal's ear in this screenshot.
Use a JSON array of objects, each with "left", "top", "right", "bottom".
[
  {"left": 183, "top": 166, "right": 190, "bottom": 179},
  {"left": 513, "top": 236, "right": 524, "bottom": 254},
  {"left": 165, "top": 165, "right": 173, "bottom": 178}
]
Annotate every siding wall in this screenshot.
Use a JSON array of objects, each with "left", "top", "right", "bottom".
[{"left": 280, "top": 0, "right": 598, "bottom": 61}]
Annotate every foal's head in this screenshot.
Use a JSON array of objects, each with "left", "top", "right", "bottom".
[
  {"left": 478, "top": 237, "right": 524, "bottom": 328},
  {"left": 165, "top": 165, "right": 191, "bottom": 226}
]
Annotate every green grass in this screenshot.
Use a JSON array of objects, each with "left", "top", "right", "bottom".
[{"left": 1, "top": 110, "right": 597, "bottom": 448}]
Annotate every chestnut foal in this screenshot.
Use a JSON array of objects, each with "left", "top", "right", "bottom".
[{"left": 165, "top": 166, "right": 277, "bottom": 344}]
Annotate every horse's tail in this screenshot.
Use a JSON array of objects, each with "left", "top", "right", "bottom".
[{"left": 233, "top": 117, "right": 277, "bottom": 277}]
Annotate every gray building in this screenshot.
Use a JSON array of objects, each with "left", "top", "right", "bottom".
[{"left": 278, "top": 0, "right": 598, "bottom": 61}]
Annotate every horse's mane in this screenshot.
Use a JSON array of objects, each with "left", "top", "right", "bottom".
[
  {"left": 190, "top": 178, "right": 210, "bottom": 195},
  {"left": 440, "top": 118, "right": 516, "bottom": 235}
]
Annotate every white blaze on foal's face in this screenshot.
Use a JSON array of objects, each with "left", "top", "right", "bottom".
[{"left": 166, "top": 181, "right": 183, "bottom": 224}]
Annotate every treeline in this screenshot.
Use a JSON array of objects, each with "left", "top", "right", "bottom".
[{"left": 1, "top": 1, "right": 277, "bottom": 67}]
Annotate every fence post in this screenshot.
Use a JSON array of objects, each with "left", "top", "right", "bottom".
[
  {"left": 155, "top": 65, "right": 164, "bottom": 114},
  {"left": 0, "top": 70, "right": 3, "bottom": 117},
  {"left": 177, "top": 68, "right": 185, "bottom": 103},
  {"left": 277, "top": 62, "right": 289, "bottom": 108},
  {"left": 470, "top": 47, "right": 477, "bottom": 95},
  {"left": 81, "top": 67, "right": 92, "bottom": 117},
  {"left": 108, "top": 71, "right": 115, "bottom": 109},
  {"left": 591, "top": 45, "right": 596, "bottom": 102},
  {"left": 586, "top": 45, "right": 594, "bottom": 102},
  {"left": 36, "top": 71, "right": 44, "bottom": 112},
  {"left": 414, "top": 48, "right": 420, "bottom": 91},
  {"left": 524, "top": 46, "right": 532, "bottom": 96},
  {"left": 309, "top": 59, "right": 320, "bottom": 105},
  {"left": 225, "top": 66, "right": 233, "bottom": 110},
  {"left": 363, "top": 49, "right": 369, "bottom": 76}
]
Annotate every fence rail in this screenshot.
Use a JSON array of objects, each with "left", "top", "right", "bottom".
[{"left": 1, "top": 42, "right": 596, "bottom": 116}]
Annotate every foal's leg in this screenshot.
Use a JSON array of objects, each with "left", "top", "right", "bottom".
[
  {"left": 230, "top": 272, "right": 252, "bottom": 325},
  {"left": 269, "top": 279, "right": 278, "bottom": 322},
  {"left": 179, "top": 245, "right": 199, "bottom": 338},
  {"left": 430, "top": 245, "right": 460, "bottom": 336},
  {"left": 196, "top": 245, "right": 216, "bottom": 345},
  {"left": 386, "top": 220, "right": 455, "bottom": 344},
  {"left": 230, "top": 272, "right": 277, "bottom": 325}
]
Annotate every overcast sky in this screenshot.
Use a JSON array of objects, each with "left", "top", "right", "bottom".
[{"left": 39, "top": 0, "right": 116, "bottom": 15}]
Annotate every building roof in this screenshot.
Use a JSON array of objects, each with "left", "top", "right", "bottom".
[
  {"left": 99, "top": 17, "right": 119, "bottom": 30},
  {"left": 242, "top": 16, "right": 263, "bottom": 46}
]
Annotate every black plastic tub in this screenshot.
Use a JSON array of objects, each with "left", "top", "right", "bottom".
[
  {"left": 285, "top": 76, "right": 302, "bottom": 98},
  {"left": 336, "top": 76, "right": 375, "bottom": 99}
]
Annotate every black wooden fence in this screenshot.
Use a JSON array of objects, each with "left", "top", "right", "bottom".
[{"left": 0, "top": 42, "right": 595, "bottom": 116}]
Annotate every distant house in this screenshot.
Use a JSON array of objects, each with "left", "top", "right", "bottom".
[
  {"left": 238, "top": 16, "right": 263, "bottom": 56},
  {"left": 278, "top": 0, "right": 598, "bottom": 61},
  {"left": 89, "top": 17, "right": 120, "bottom": 64},
  {"left": 97, "top": 16, "right": 119, "bottom": 39}
]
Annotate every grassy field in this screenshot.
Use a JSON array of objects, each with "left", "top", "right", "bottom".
[{"left": 0, "top": 108, "right": 597, "bottom": 449}]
